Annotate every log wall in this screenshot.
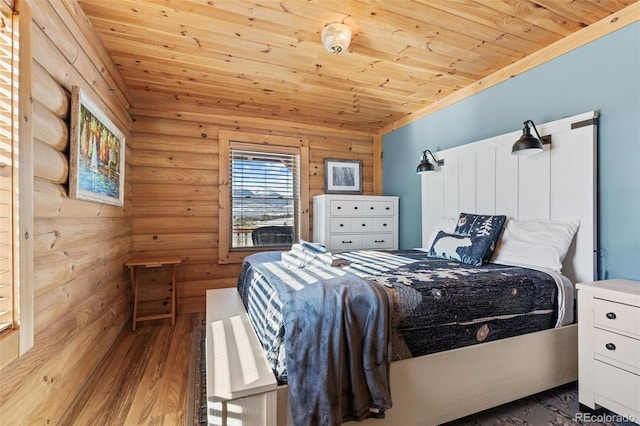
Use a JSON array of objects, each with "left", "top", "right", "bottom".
[
  {"left": 0, "top": 0, "right": 381, "bottom": 421},
  {"left": 129, "top": 93, "right": 381, "bottom": 313},
  {"left": 0, "top": 1, "right": 133, "bottom": 423}
]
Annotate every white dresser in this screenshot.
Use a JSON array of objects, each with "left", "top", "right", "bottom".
[
  {"left": 313, "top": 194, "right": 399, "bottom": 252},
  {"left": 577, "top": 279, "right": 640, "bottom": 423}
]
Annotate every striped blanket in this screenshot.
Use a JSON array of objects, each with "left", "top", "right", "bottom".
[{"left": 238, "top": 250, "right": 392, "bottom": 426}]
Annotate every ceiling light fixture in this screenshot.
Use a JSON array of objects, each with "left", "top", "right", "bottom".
[{"left": 321, "top": 22, "right": 352, "bottom": 54}]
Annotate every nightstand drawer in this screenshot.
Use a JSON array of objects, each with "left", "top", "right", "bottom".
[
  {"left": 594, "top": 361, "right": 640, "bottom": 413},
  {"left": 594, "top": 328, "right": 640, "bottom": 374},
  {"left": 594, "top": 298, "right": 640, "bottom": 338}
]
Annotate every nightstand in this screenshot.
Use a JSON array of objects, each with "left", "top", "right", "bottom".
[
  {"left": 577, "top": 279, "right": 640, "bottom": 423},
  {"left": 124, "top": 256, "right": 182, "bottom": 331}
]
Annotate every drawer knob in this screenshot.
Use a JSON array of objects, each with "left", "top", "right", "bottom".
[
  {"left": 383, "top": 223, "right": 387, "bottom": 227},
  {"left": 354, "top": 206, "right": 358, "bottom": 210},
  {"left": 605, "top": 343, "right": 616, "bottom": 351},
  {"left": 606, "top": 312, "right": 617, "bottom": 320},
  {"left": 337, "top": 206, "right": 342, "bottom": 210},
  {"left": 362, "top": 224, "right": 366, "bottom": 227}
]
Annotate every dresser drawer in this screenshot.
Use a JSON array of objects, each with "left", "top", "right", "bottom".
[
  {"left": 350, "top": 218, "right": 374, "bottom": 231},
  {"left": 361, "top": 200, "right": 395, "bottom": 216},
  {"left": 594, "top": 360, "right": 640, "bottom": 413},
  {"left": 330, "top": 200, "right": 362, "bottom": 216},
  {"left": 594, "top": 298, "right": 640, "bottom": 338},
  {"left": 362, "top": 233, "right": 394, "bottom": 249},
  {"left": 330, "top": 217, "right": 352, "bottom": 232},
  {"left": 373, "top": 217, "right": 394, "bottom": 233},
  {"left": 593, "top": 328, "right": 640, "bottom": 374},
  {"left": 330, "top": 234, "right": 362, "bottom": 250}
]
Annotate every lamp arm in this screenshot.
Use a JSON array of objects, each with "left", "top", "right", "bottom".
[
  {"left": 525, "top": 120, "right": 544, "bottom": 141},
  {"left": 423, "top": 149, "right": 444, "bottom": 166}
]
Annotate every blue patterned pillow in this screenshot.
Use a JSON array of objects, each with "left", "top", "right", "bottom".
[
  {"left": 454, "top": 213, "right": 507, "bottom": 263},
  {"left": 428, "top": 231, "right": 493, "bottom": 266}
]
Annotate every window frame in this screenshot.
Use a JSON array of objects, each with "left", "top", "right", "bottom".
[
  {"left": 218, "top": 130, "right": 309, "bottom": 264},
  {"left": 0, "top": 0, "right": 33, "bottom": 369}
]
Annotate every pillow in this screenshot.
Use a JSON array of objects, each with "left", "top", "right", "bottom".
[
  {"left": 424, "top": 217, "right": 459, "bottom": 249},
  {"left": 454, "top": 213, "right": 507, "bottom": 263},
  {"left": 428, "top": 230, "right": 495, "bottom": 266},
  {"left": 491, "top": 219, "right": 579, "bottom": 272}
]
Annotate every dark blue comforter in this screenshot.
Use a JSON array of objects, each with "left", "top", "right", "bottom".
[{"left": 237, "top": 250, "right": 563, "bottom": 426}]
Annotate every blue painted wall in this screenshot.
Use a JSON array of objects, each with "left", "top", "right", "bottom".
[{"left": 383, "top": 23, "right": 640, "bottom": 281}]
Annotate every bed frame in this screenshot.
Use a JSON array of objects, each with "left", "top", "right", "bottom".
[{"left": 205, "top": 111, "right": 598, "bottom": 426}]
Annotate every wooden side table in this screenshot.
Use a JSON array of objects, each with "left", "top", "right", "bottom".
[{"left": 124, "top": 256, "right": 182, "bottom": 331}]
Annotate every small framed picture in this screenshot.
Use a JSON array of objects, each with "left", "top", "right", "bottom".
[
  {"left": 69, "top": 86, "right": 125, "bottom": 206},
  {"left": 324, "top": 159, "right": 362, "bottom": 194}
]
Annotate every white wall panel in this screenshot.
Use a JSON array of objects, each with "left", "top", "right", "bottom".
[
  {"left": 442, "top": 155, "right": 460, "bottom": 219},
  {"left": 421, "top": 111, "right": 598, "bottom": 284},
  {"left": 422, "top": 169, "right": 445, "bottom": 245},
  {"left": 518, "top": 148, "right": 551, "bottom": 220},
  {"left": 475, "top": 148, "right": 496, "bottom": 214},
  {"left": 495, "top": 143, "right": 518, "bottom": 219},
  {"left": 459, "top": 153, "right": 477, "bottom": 213}
]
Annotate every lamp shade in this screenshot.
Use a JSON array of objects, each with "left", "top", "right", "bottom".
[
  {"left": 416, "top": 150, "right": 443, "bottom": 174},
  {"left": 512, "top": 125, "right": 543, "bottom": 155},
  {"left": 321, "top": 23, "right": 352, "bottom": 54},
  {"left": 416, "top": 158, "right": 436, "bottom": 173},
  {"left": 511, "top": 120, "right": 553, "bottom": 156}
]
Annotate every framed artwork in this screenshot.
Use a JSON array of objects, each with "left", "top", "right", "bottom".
[
  {"left": 324, "top": 158, "right": 362, "bottom": 194},
  {"left": 69, "top": 86, "right": 125, "bottom": 206}
]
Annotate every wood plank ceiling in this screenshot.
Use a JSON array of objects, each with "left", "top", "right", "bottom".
[{"left": 77, "top": 0, "right": 635, "bottom": 133}]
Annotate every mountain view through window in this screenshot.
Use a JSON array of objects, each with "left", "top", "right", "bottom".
[{"left": 230, "top": 148, "right": 299, "bottom": 248}]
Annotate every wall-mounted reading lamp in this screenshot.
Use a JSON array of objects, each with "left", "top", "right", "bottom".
[
  {"left": 511, "top": 120, "right": 552, "bottom": 155},
  {"left": 416, "top": 149, "right": 444, "bottom": 174}
]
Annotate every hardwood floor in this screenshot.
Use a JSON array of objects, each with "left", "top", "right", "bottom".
[{"left": 62, "top": 312, "right": 205, "bottom": 425}]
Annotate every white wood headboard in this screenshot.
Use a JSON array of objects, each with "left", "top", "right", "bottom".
[{"left": 421, "top": 111, "right": 598, "bottom": 284}]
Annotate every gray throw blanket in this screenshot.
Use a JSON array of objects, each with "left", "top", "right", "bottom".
[{"left": 253, "top": 256, "right": 393, "bottom": 426}]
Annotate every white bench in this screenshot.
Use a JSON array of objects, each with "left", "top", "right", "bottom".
[{"left": 205, "top": 288, "right": 279, "bottom": 426}]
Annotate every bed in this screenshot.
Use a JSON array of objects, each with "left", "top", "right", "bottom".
[{"left": 205, "top": 111, "right": 598, "bottom": 426}]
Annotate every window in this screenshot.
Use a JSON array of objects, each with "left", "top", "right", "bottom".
[
  {"left": 219, "top": 131, "right": 309, "bottom": 264},
  {"left": 231, "top": 147, "right": 299, "bottom": 248},
  {"left": 0, "top": 2, "right": 18, "bottom": 338},
  {"left": 0, "top": 0, "right": 33, "bottom": 367}
]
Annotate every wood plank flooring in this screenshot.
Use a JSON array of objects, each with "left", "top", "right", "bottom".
[
  {"left": 62, "top": 312, "right": 205, "bottom": 425},
  {"left": 60, "top": 311, "right": 634, "bottom": 426}
]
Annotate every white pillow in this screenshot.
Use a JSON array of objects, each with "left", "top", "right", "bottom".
[
  {"left": 424, "top": 217, "right": 458, "bottom": 249},
  {"left": 491, "top": 219, "right": 579, "bottom": 272}
]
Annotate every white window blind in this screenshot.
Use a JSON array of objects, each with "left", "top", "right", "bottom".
[
  {"left": 0, "top": 4, "right": 17, "bottom": 336},
  {"left": 230, "top": 146, "right": 300, "bottom": 248}
]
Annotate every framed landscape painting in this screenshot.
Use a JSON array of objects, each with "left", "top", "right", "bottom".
[
  {"left": 324, "top": 158, "right": 362, "bottom": 194},
  {"left": 69, "top": 86, "right": 125, "bottom": 206}
]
